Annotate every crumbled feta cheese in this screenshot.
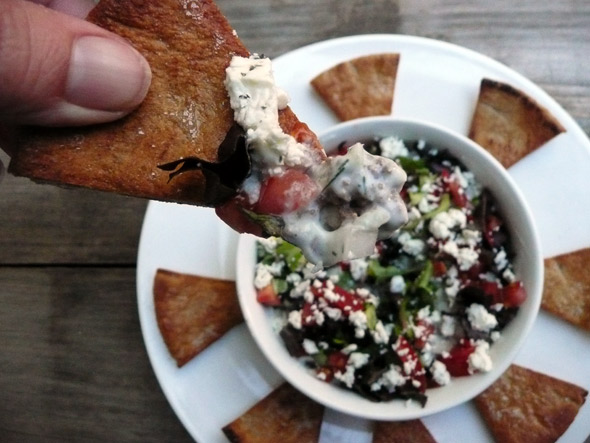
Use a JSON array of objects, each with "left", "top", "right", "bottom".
[
  {"left": 390, "top": 275, "right": 406, "bottom": 293},
  {"left": 254, "top": 264, "right": 273, "bottom": 289},
  {"left": 302, "top": 339, "right": 319, "bottom": 355},
  {"left": 466, "top": 304, "right": 498, "bottom": 332},
  {"left": 468, "top": 340, "right": 493, "bottom": 373},
  {"left": 431, "top": 360, "right": 451, "bottom": 386},
  {"left": 440, "top": 315, "right": 456, "bottom": 337},
  {"left": 379, "top": 136, "right": 409, "bottom": 159},
  {"left": 372, "top": 321, "right": 391, "bottom": 345},
  {"left": 288, "top": 310, "right": 302, "bottom": 329},
  {"left": 348, "top": 352, "right": 370, "bottom": 368},
  {"left": 349, "top": 258, "right": 369, "bottom": 281}
]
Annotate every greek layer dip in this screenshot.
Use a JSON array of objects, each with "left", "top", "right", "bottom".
[
  {"left": 253, "top": 137, "right": 527, "bottom": 406},
  {"left": 220, "top": 55, "right": 408, "bottom": 267}
]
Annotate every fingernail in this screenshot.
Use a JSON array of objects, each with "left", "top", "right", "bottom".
[{"left": 66, "top": 36, "right": 151, "bottom": 112}]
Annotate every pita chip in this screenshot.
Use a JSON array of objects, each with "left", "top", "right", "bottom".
[
  {"left": 311, "top": 53, "right": 400, "bottom": 121},
  {"left": 9, "top": 0, "right": 320, "bottom": 207},
  {"left": 222, "top": 383, "right": 324, "bottom": 443},
  {"left": 542, "top": 248, "right": 590, "bottom": 331},
  {"left": 372, "top": 419, "right": 436, "bottom": 443},
  {"left": 468, "top": 78, "right": 565, "bottom": 168},
  {"left": 474, "top": 364, "right": 587, "bottom": 443},
  {"left": 153, "top": 269, "right": 243, "bottom": 367}
]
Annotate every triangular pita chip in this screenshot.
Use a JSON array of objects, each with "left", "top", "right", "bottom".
[
  {"left": 468, "top": 78, "right": 565, "bottom": 168},
  {"left": 372, "top": 419, "right": 436, "bottom": 443},
  {"left": 311, "top": 53, "right": 400, "bottom": 121},
  {"left": 9, "top": 0, "right": 321, "bottom": 207},
  {"left": 542, "top": 248, "right": 590, "bottom": 331},
  {"left": 222, "top": 383, "right": 324, "bottom": 443},
  {"left": 474, "top": 364, "right": 587, "bottom": 443},
  {"left": 153, "top": 269, "right": 243, "bottom": 367}
]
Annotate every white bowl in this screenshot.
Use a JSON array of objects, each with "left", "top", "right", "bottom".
[{"left": 236, "top": 117, "right": 543, "bottom": 420}]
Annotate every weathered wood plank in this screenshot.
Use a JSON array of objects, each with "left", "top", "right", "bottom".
[{"left": 0, "top": 267, "right": 192, "bottom": 442}]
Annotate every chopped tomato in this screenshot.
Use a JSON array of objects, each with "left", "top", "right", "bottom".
[
  {"left": 432, "top": 260, "right": 447, "bottom": 277},
  {"left": 413, "top": 319, "right": 434, "bottom": 350},
  {"left": 395, "top": 336, "right": 427, "bottom": 392},
  {"left": 480, "top": 280, "right": 502, "bottom": 304},
  {"left": 438, "top": 340, "right": 475, "bottom": 377},
  {"left": 215, "top": 196, "right": 263, "bottom": 236},
  {"left": 503, "top": 281, "right": 527, "bottom": 307},
  {"left": 256, "top": 284, "right": 281, "bottom": 307},
  {"left": 447, "top": 180, "right": 468, "bottom": 208},
  {"left": 312, "top": 282, "right": 364, "bottom": 316},
  {"left": 256, "top": 169, "right": 319, "bottom": 215},
  {"left": 327, "top": 351, "right": 349, "bottom": 372}
]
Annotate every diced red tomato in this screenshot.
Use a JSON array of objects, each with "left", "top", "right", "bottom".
[
  {"left": 316, "top": 367, "right": 334, "bottom": 383},
  {"left": 438, "top": 340, "right": 475, "bottom": 377},
  {"left": 327, "top": 351, "right": 349, "bottom": 372},
  {"left": 312, "top": 282, "right": 364, "bottom": 316},
  {"left": 256, "top": 284, "right": 281, "bottom": 307},
  {"left": 447, "top": 180, "right": 468, "bottom": 208},
  {"left": 480, "top": 280, "right": 502, "bottom": 304},
  {"left": 413, "top": 319, "right": 434, "bottom": 350},
  {"left": 215, "top": 195, "right": 264, "bottom": 236},
  {"left": 395, "top": 336, "right": 427, "bottom": 392},
  {"left": 301, "top": 302, "right": 317, "bottom": 327},
  {"left": 256, "top": 169, "right": 319, "bottom": 215},
  {"left": 432, "top": 260, "right": 448, "bottom": 277},
  {"left": 502, "top": 281, "right": 527, "bottom": 307}
]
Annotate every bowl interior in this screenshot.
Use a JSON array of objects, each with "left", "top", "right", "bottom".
[{"left": 236, "top": 116, "right": 543, "bottom": 420}]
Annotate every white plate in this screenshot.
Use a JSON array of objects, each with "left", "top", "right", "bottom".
[{"left": 137, "top": 35, "right": 590, "bottom": 443}]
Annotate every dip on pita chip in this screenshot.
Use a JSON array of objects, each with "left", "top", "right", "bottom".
[
  {"left": 311, "top": 53, "right": 400, "bottom": 121},
  {"left": 153, "top": 269, "right": 243, "bottom": 367},
  {"left": 542, "top": 248, "right": 590, "bottom": 331},
  {"left": 222, "top": 383, "right": 324, "bottom": 443},
  {"left": 474, "top": 364, "right": 587, "bottom": 443},
  {"left": 8, "top": 0, "right": 320, "bottom": 207},
  {"left": 468, "top": 78, "right": 565, "bottom": 168},
  {"left": 372, "top": 419, "right": 436, "bottom": 443}
]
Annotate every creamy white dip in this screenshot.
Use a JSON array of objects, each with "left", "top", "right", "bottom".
[{"left": 225, "top": 55, "right": 408, "bottom": 267}]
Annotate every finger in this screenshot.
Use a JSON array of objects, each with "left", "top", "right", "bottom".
[
  {"left": 27, "top": 0, "right": 96, "bottom": 18},
  {"left": 0, "top": 0, "right": 152, "bottom": 127}
]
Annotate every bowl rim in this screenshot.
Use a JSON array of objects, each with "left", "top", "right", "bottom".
[{"left": 236, "top": 116, "right": 544, "bottom": 420}]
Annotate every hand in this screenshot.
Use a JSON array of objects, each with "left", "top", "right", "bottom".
[{"left": 0, "top": 0, "right": 152, "bottom": 181}]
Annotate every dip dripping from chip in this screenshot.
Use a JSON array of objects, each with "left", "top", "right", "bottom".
[{"left": 224, "top": 55, "right": 408, "bottom": 267}]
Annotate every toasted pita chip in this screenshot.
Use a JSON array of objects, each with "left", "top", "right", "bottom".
[
  {"left": 372, "top": 419, "right": 435, "bottom": 443},
  {"left": 222, "top": 383, "right": 324, "bottom": 443},
  {"left": 9, "top": 0, "right": 320, "bottom": 207},
  {"left": 311, "top": 53, "right": 400, "bottom": 121},
  {"left": 153, "top": 269, "right": 243, "bottom": 367},
  {"left": 542, "top": 248, "right": 590, "bottom": 331},
  {"left": 468, "top": 78, "right": 565, "bottom": 168},
  {"left": 474, "top": 364, "right": 587, "bottom": 443}
]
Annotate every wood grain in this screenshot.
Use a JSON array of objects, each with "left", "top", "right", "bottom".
[{"left": 1, "top": 0, "right": 589, "bottom": 441}]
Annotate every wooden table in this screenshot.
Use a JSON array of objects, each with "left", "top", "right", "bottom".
[{"left": 1, "top": 1, "right": 589, "bottom": 441}]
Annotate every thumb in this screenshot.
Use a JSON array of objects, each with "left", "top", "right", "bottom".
[{"left": 0, "top": 0, "right": 152, "bottom": 127}]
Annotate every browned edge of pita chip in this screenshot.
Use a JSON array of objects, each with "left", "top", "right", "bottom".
[
  {"left": 372, "top": 419, "right": 436, "bottom": 443},
  {"left": 9, "top": 0, "right": 322, "bottom": 208},
  {"left": 222, "top": 383, "right": 324, "bottom": 443},
  {"left": 542, "top": 248, "right": 590, "bottom": 331},
  {"left": 311, "top": 53, "right": 400, "bottom": 121},
  {"left": 474, "top": 364, "right": 588, "bottom": 443},
  {"left": 468, "top": 78, "right": 565, "bottom": 168},
  {"left": 153, "top": 269, "right": 243, "bottom": 367}
]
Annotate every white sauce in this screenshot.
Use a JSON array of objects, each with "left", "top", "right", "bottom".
[{"left": 225, "top": 55, "right": 408, "bottom": 267}]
